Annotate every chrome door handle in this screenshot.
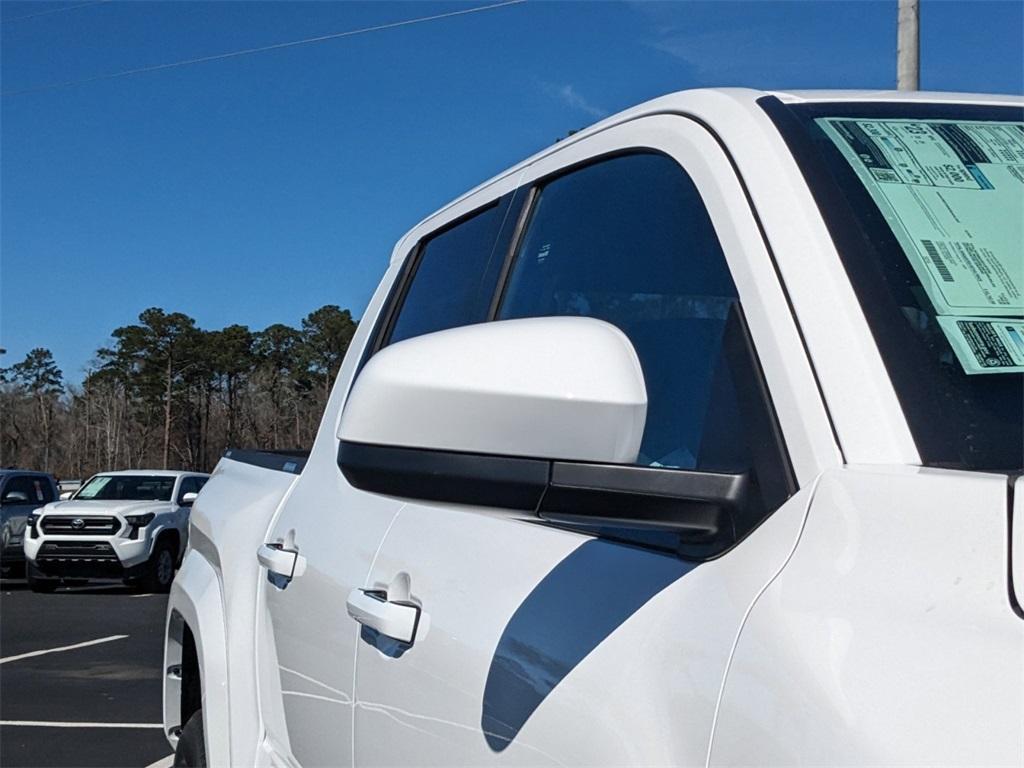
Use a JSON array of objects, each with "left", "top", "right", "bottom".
[
  {"left": 258, "top": 542, "right": 306, "bottom": 589},
  {"left": 346, "top": 588, "right": 420, "bottom": 644}
]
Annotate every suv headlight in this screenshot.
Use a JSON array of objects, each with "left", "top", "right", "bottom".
[
  {"left": 124, "top": 513, "right": 155, "bottom": 540},
  {"left": 27, "top": 512, "right": 42, "bottom": 539}
]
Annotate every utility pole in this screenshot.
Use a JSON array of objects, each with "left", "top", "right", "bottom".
[{"left": 897, "top": 0, "right": 920, "bottom": 91}]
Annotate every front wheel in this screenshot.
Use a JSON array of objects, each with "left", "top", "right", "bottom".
[
  {"left": 173, "top": 710, "right": 206, "bottom": 767},
  {"left": 26, "top": 563, "right": 59, "bottom": 593},
  {"left": 141, "top": 540, "right": 176, "bottom": 593}
]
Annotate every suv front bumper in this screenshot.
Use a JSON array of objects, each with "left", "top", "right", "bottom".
[
  {"left": 28, "top": 539, "right": 156, "bottom": 579},
  {"left": 24, "top": 529, "right": 156, "bottom": 574}
]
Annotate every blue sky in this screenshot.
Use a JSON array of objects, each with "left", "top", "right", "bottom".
[{"left": 2, "top": 0, "right": 1022, "bottom": 382}]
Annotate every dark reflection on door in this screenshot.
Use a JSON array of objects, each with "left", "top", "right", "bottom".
[{"left": 481, "top": 538, "right": 696, "bottom": 751}]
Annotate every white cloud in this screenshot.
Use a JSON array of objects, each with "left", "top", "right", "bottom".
[{"left": 541, "top": 82, "right": 607, "bottom": 119}]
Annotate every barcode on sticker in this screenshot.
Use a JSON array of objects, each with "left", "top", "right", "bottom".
[{"left": 921, "top": 240, "right": 954, "bottom": 283}]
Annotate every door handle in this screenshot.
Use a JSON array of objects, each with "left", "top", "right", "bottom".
[
  {"left": 346, "top": 588, "right": 420, "bottom": 644},
  {"left": 258, "top": 542, "right": 306, "bottom": 589}
]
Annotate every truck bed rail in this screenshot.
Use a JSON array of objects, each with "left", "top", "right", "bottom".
[{"left": 222, "top": 449, "right": 308, "bottom": 475}]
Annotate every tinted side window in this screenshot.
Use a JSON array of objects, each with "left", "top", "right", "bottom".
[
  {"left": 3, "top": 475, "right": 48, "bottom": 503},
  {"left": 498, "top": 153, "right": 791, "bottom": 534},
  {"left": 177, "top": 477, "right": 197, "bottom": 502},
  {"left": 388, "top": 193, "right": 522, "bottom": 345},
  {"left": 36, "top": 478, "right": 55, "bottom": 503}
]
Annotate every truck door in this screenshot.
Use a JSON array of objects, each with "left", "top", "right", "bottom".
[
  {"left": 256, "top": 190, "right": 527, "bottom": 767},
  {"left": 348, "top": 117, "right": 834, "bottom": 765}
]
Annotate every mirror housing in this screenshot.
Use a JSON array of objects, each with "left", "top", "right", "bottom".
[
  {"left": 339, "top": 317, "right": 647, "bottom": 464},
  {"left": 180, "top": 491, "right": 199, "bottom": 506},
  {"left": 59, "top": 491, "right": 73, "bottom": 501}
]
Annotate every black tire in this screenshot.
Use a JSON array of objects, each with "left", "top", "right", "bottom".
[
  {"left": 173, "top": 710, "right": 206, "bottom": 768},
  {"left": 142, "top": 539, "right": 177, "bottom": 593},
  {"left": 26, "top": 563, "right": 59, "bottom": 593}
]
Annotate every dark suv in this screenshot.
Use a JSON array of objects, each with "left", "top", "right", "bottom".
[{"left": 1, "top": 470, "right": 59, "bottom": 576}]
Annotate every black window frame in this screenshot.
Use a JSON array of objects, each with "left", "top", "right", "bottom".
[{"left": 351, "top": 148, "right": 798, "bottom": 559}]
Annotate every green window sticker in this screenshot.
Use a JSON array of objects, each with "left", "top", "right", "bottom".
[
  {"left": 76, "top": 476, "right": 111, "bottom": 499},
  {"left": 936, "top": 316, "right": 1024, "bottom": 374},
  {"left": 817, "top": 117, "right": 1024, "bottom": 317}
]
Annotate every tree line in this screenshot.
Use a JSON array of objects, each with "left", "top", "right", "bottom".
[{"left": 0, "top": 305, "right": 358, "bottom": 479}]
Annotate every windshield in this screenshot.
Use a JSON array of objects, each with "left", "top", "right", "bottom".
[
  {"left": 75, "top": 475, "right": 175, "bottom": 501},
  {"left": 764, "top": 99, "right": 1024, "bottom": 471}
]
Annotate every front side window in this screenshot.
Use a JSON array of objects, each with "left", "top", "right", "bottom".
[
  {"left": 76, "top": 475, "right": 175, "bottom": 502},
  {"left": 177, "top": 477, "right": 198, "bottom": 502},
  {"left": 767, "top": 101, "right": 1024, "bottom": 471},
  {"left": 498, "top": 153, "right": 792, "bottom": 524},
  {"left": 2, "top": 476, "right": 48, "bottom": 503},
  {"left": 387, "top": 192, "right": 523, "bottom": 345}
]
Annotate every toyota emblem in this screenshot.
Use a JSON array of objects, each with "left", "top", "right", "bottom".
[{"left": 71, "top": 518, "right": 85, "bottom": 530}]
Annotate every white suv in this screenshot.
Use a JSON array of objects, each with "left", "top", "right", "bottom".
[{"left": 25, "top": 470, "right": 208, "bottom": 593}]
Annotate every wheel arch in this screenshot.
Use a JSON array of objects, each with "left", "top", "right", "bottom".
[
  {"left": 154, "top": 527, "right": 182, "bottom": 563},
  {"left": 163, "top": 549, "right": 230, "bottom": 765}
]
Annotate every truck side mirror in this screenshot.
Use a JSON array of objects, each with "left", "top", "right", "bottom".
[
  {"left": 337, "top": 317, "right": 750, "bottom": 547},
  {"left": 180, "top": 491, "right": 199, "bottom": 507}
]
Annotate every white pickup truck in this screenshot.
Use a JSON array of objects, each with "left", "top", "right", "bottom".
[
  {"left": 25, "top": 470, "right": 209, "bottom": 593},
  {"left": 163, "top": 88, "right": 1023, "bottom": 767}
]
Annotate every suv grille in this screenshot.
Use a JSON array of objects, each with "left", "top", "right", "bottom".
[
  {"left": 37, "top": 541, "right": 118, "bottom": 562},
  {"left": 40, "top": 516, "right": 121, "bottom": 536}
]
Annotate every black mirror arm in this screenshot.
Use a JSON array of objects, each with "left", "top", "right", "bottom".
[
  {"left": 339, "top": 441, "right": 750, "bottom": 554},
  {"left": 539, "top": 462, "right": 749, "bottom": 542}
]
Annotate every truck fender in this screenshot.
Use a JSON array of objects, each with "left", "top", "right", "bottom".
[{"left": 164, "top": 548, "right": 230, "bottom": 765}]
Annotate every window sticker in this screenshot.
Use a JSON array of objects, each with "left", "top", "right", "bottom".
[
  {"left": 936, "top": 316, "right": 1024, "bottom": 374},
  {"left": 76, "top": 476, "right": 110, "bottom": 499},
  {"left": 817, "top": 118, "right": 1024, "bottom": 317}
]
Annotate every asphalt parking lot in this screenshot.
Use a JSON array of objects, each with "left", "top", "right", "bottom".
[{"left": 0, "top": 575, "right": 173, "bottom": 768}]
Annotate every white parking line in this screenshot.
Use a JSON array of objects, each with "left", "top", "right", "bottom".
[
  {"left": 144, "top": 756, "right": 174, "bottom": 768},
  {"left": 0, "top": 720, "right": 163, "bottom": 728},
  {"left": 0, "top": 634, "right": 128, "bottom": 664}
]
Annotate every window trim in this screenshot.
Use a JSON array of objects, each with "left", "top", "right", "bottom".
[
  {"left": 367, "top": 241, "right": 422, "bottom": 359},
  {"left": 487, "top": 186, "right": 538, "bottom": 321}
]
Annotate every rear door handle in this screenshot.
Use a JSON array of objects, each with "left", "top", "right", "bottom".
[
  {"left": 258, "top": 542, "right": 306, "bottom": 589},
  {"left": 346, "top": 588, "right": 420, "bottom": 644}
]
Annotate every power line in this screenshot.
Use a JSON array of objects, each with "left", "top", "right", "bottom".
[
  {"left": 1, "top": 0, "right": 526, "bottom": 97},
  {"left": 1, "top": 1, "right": 109, "bottom": 25}
]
